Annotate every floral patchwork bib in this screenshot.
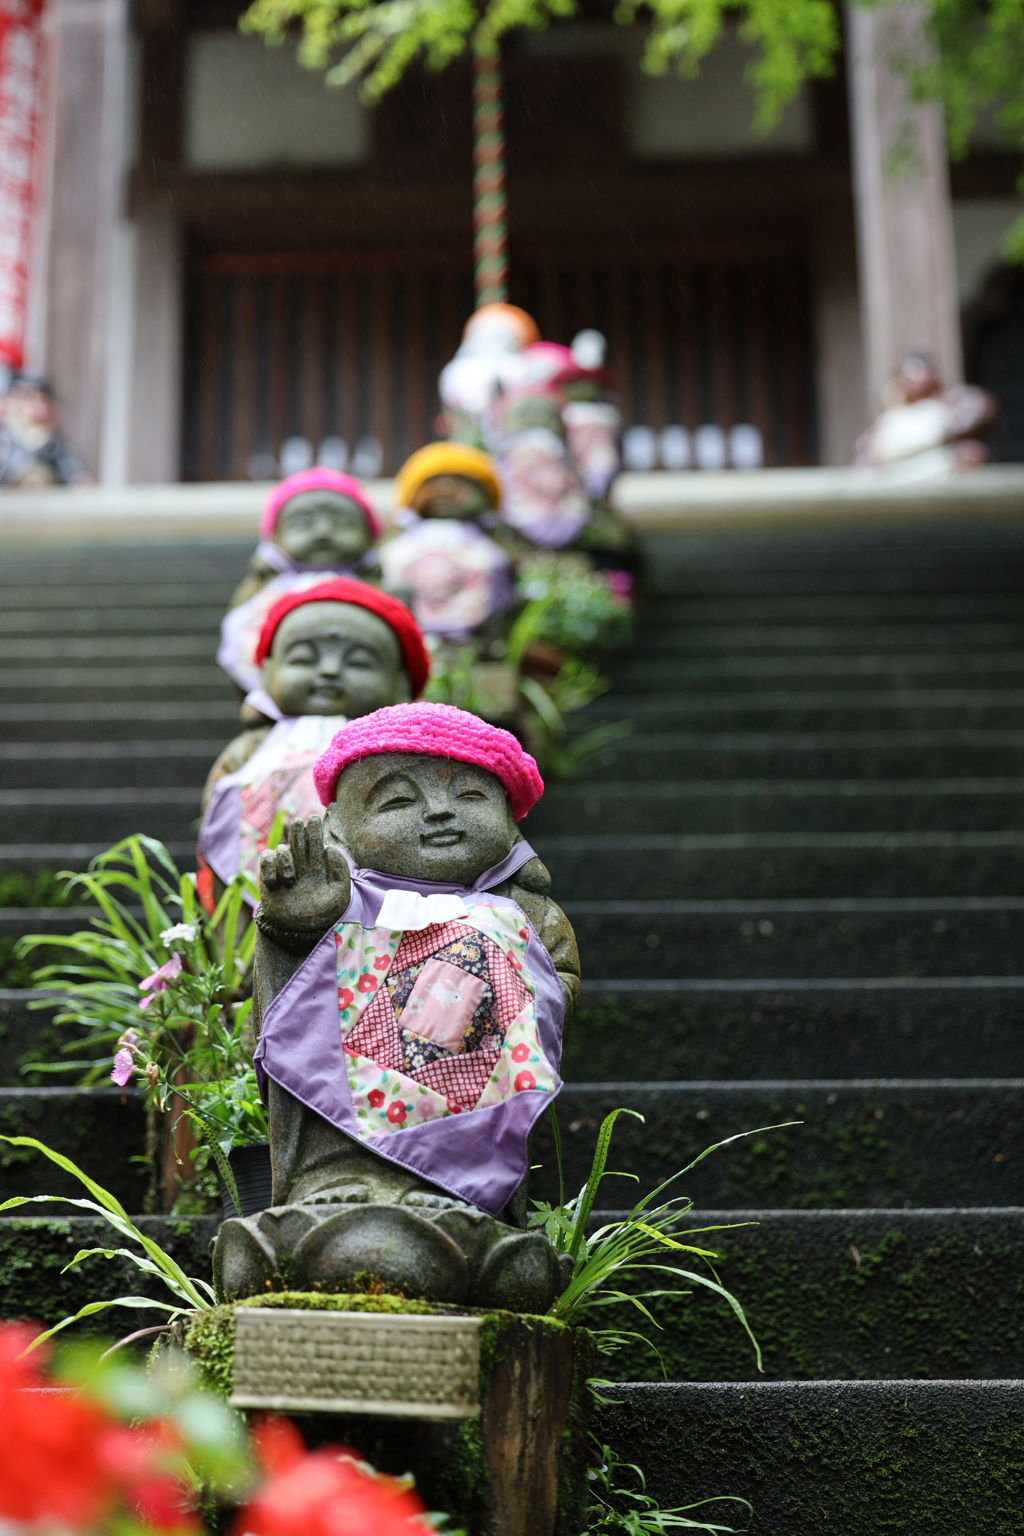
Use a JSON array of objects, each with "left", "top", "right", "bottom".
[
  {"left": 253, "top": 849, "right": 566, "bottom": 1216},
  {"left": 334, "top": 903, "right": 557, "bottom": 1141}
]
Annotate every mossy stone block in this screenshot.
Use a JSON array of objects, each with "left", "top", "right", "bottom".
[{"left": 184, "top": 1293, "right": 592, "bottom": 1536}]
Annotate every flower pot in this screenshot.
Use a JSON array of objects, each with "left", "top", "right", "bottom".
[{"left": 219, "top": 1141, "right": 273, "bottom": 1219}]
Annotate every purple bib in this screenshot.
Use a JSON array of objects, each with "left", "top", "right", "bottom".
[{"left": 254, "top": 841, "right": 565, "bottom": 1217}]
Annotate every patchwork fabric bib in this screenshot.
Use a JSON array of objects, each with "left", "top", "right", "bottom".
[
  {"left": 198, "top": 714, "right": 346, "bottom": 900},
  {"left": 495, "top": 427, "right": 591, "bottom": 550},
  {"left": 378, "top": 519, "right": 514, "bottom": 638},
  {"left": 254, "top": 844, "right": 565, "bottom": 1216}
]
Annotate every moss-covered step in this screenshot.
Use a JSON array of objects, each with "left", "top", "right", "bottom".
[
  {"left": 584, "top": 730, "right": 1024, "bottom": 784},
  {"left": 564, "top": 980, "right": 1024, "bottom": 1081},
  {"left": 0, "top": 791, "right": 202, "bottom": 847},
  {"left": 184, "top": 1294, "right": 592, "bottom": 1536},
  {"left": 605, "top": 653, "right": 1024, "bottom": 696},
  {"left": 533, "top": 829, "right": 1024, "bottom": 900},
  {"left": 0, "top": 1215, "right": 215, "bottom": 1328},
  {"left": 529, "top": 778, "right": 1024, "bottom": 837},
  {"left": 589, "top": 1207, "right": 1024, "bottom": 1383},
  {"left": 0, "top": 741, "right": 225, "bottom": 793},
  {"left": 563, "top": 897, "right": 1024, "bottom": 979},
  {"left": 534, "top": 1082, "right": 1024, "bottom": 1209},
  {"left": 0, "top": 702, "right": 238, "bottom": 748},
  {"left": 0, "top": 990, "right": 63, "bottom": 1085},
  {"left": 581, "top": 690, "right": 1024, "bottom": 732},
  {"left": 0, "top": 1087, "right": 147, "bottom": 1206},
  {"left": 597, "top": 1379, "right": 1024, "bottom": 1535}
]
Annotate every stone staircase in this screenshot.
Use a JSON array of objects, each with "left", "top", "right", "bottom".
[{"left": 3, "top": 521, "right": 1024, "bottom": 1529}]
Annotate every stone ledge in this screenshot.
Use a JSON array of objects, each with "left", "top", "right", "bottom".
[{"left": 2, "top": 466, "right": 1024, "bottom": 544}]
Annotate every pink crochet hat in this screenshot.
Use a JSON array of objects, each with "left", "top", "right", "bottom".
[
  {"left": 259, "top": 469, "right": 383, "bottom": 542},
  {"left": 313, "top": 702, "right": 544, "bottom": 820}
]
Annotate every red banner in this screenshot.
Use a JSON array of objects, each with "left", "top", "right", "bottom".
[{"left": 0, "top": 0, "right": 44, "bottom": 369}]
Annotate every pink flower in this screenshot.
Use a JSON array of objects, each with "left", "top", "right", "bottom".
[
  {"left": 606, "top": 569, "right": 634, "bottom": 605},
  {"left": 510, "top": 1043, "right": 530, "bottom": 1063},
  {"left": 373, "top": 955, "right": 391, "bottom": 971},
  {"left": 110, "top": 1049, "right": 135, "bottom": 1087},
  {"left": 138, "top": 954, "right": 182, "bottom": 1009}
]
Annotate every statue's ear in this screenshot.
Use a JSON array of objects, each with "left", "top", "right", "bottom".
[{"left": 323, "top": 802, "right": 350, "bottom": 852}]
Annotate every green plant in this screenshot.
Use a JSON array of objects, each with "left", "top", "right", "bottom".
[
  {"left": 533, "top": 1107, "right": 800, "bottom": 1369},
  {"left": 0, "top": 1134, "right": 214, "bottom": 1348},
  {"left": 421, "top": 643, "right": 511, "bottom": 717},
  {"left": 509, "top": 558, "right": 634, "bottom": 663},
  {"left": 16, "top": 836, "right": 265, "bottom": 1200},
  {"left": 587, "top": 1440, "right": 750, "bottom": 1533}
]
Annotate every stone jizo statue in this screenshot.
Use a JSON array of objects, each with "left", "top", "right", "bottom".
[
  {"left": 198, "top": 581, "right": 429, "bottom": 907},
  {"left": 219, "top": 469, "right": 384, "bottom": 700},
  {"left": 213, "top": 702, "right": 580, "bottom": 1312},
  {"left": 381, "top": 444, "right": 514, "bottom": 642}
]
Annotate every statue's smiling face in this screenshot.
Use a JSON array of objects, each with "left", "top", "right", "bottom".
[
  {"left": 274, "top": 491, "right": 370, "bottom": 565},
  {"left": 264, "top": 602, "right": 410, "bottom": 717},
  {"left": 330, "top": 753, "right": 516, "bottom": 883}
]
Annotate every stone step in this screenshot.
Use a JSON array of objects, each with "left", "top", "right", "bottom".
[
  {"left": 535, "top": 830, "right": 1024, "bottom": 899},
  {"left": 597, "top": 1379, "right": 1024, "bottom": 1535},
  {"left": 0, "top": 702, "right": 239, "bottom": 742},
  {"left": 0, "top": 1087, "right": 147, "bottom": 1206},
  {"left": 0, "top": 1215, "right": 217, "bottom": 1332},
  {"left": 592, "top": 1206, "right": 1024, "bottom": 1383},
  {"left": 533, "top": 1081, "right": 1024, "bottom": 1210},
  {"left": 0, "top": 607, "right": 225, "bottom": 635},
  {"left": 531, "top": 778, "right": 1024, "bottom": 836},
  {"left": 0, "top": 990, "right": 62, "bottom": 1084},
  {"left": 608, "top": 652, "right": 1024, "bottom": 694},
  {"left": 4, "top": 1079, "right": 1021, "bottom": 1213},
  {"left": 567, "top": 978, "right": 1024, "bottom": 1081},
  {"left": 0, "top": 842, "right": 194, "bottom": 873},
  {"left": 0, "top": 637, "right": 220, "bottom": 664},
  {"left": 584, "top": 689, "right": 1024, "bottom": 730},
  {"left": 628, "top": 620, "right": 1024, "bottom": 657},
  {"left": 0, "top": 741, "right": 225, "bottom": 791},
  {"left": 0, "top": 790, "right": 200, "bottom": 847},
  {"left": 588, "top": 730, "right": 1024, "bottom": 782},
  {"left": 642, "top": 590, "right": 1024, "bottom": 624},
  {"left": 563, "top": 896, "right": 1024, "bottom": 980},
  {"left": 0, "top": 668, "right": 230, "bottom": 703}
]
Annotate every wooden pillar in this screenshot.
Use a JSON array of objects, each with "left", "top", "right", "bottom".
[
  {"left": 35, "top": 0, "right": 129, "bottom": 475},
  {"left": 846, "top": 3, "right": 962, "bottom": 410}
]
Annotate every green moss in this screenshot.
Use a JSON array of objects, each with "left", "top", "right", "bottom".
[{"left": 237, "top": 1290, "right": 438, "bottom": 1315}]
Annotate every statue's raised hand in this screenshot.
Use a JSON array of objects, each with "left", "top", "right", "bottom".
[{"left": 259, "top": 815, "right": 351, "bottom": 934}]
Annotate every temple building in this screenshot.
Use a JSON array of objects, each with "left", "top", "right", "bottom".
[{"left": 12, "top": 0, "right": 1024, "bottom": 480}]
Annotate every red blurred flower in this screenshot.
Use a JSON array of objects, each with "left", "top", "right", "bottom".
[
  {"left": 373, "top": 955, "right": 391, "bottom": 971},
  {"left": 510, "top": 1043, "right": 530, "bottom": 1063},
  {"left": 367, "top": 1089, "right": 385, "bottom": 1109},
  {"left": 386, "top": 1101, "right": 407, "bottom": 1124},
  {"left": 356, "top": 975, "right": 378, "bottom": 994},
  {"left": 338, "top": 987, "right": 355, "bottom": 1008},
  {"left": 236, "top": 1441, "right": 426, "bottom": 1536},
  {"left": 514, "top": 1070, "right": 536, "bottom": 1092},
  {"left": 0, "top": 1324, "right": 114, "bottom": 1529}
]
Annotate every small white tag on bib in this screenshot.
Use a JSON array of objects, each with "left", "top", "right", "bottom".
[{"left": 376, "top": 889, "right": 470, "bottom": 932}]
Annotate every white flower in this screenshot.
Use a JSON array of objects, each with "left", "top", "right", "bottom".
[{"left": 160, "top": 923, "right": 196, "bottom": 944}]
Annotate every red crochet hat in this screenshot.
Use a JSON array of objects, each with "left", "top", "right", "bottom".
[
  {"left": 259, "top": 469, "right": 383, "bottom": 541},
  {"left": 313, "top": 702, "right": 544, "bottom": 820},
  {"left": 254, "top": 579, "right": 430, "bottom": 699}
]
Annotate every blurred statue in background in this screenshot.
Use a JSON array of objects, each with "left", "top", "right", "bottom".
[
  {"left": 0, "top": 372, "right": 87, "bottom": 486},
  {"left": 218, "top": 469, "right": 384, "bottom": 704},
  {"left": 854, "top": 353, "right": 997, "bottom": 472}
]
